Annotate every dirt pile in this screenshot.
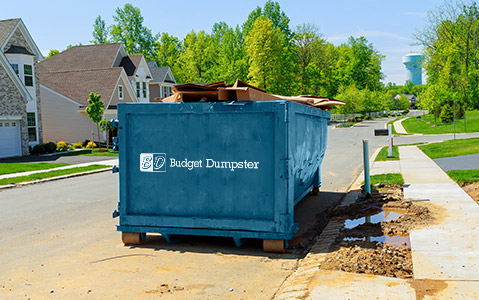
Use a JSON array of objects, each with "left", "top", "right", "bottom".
[
  {"left": 461, "top": 182, "right": 479, "bottom": 204},
  {"left": 319, "top": 185, "right": 431, "bottom": 279}
]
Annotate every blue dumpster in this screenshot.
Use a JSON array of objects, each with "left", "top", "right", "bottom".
[{"left": 114, "top": 100, "right": 330, "bottom": 252}]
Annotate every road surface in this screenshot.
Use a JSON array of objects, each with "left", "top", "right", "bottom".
[{"left": 5, "top": 116, "right": 470, "bottom": 299}]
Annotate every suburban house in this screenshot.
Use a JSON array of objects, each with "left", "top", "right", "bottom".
[
  {"left": 39, "top": 43, "right": 153, "bottom": 143},
  {"left": 0, "top": 18, "right": 43, "bottom": 158},
  {"left": 147, "top": 61, "right": 176, "bottom": 102},
  {"left": 395, "top": 93, "right": 417, "bottom": 108}
]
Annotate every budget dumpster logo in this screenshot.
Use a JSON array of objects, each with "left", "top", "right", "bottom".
[{"left": 140, "top": 153, "right": 166, "bottom": 172}]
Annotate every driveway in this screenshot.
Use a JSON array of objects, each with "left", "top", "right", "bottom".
[{"left": 434, "top": 154, "right": 479, "bottom": 172}]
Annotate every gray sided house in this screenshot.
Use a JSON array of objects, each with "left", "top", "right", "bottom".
[
  {"left": 147, "top": 61, "right": 176, "bottom": 102},
  {"left": 0, "top": 18, "right": 43, "bottom": 158},
  {"left": 39, "top": 43, "right": 151, "bottom": 144}
]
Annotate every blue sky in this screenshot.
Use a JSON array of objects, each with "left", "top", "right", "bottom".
[{"left": 2, "top": 0, "right": 445, "bottom": 85}]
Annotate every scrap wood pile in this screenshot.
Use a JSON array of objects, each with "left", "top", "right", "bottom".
[{"left": 156, "top": 79, "right": 345, "bottom": 110}]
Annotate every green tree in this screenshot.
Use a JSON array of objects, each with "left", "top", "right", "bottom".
[
  {"left": 153, "top": 33, "right": 181, "bottom": 68},
  {"left": 85, "top": 93, "right": 104, "bottom": 151},
  {"left": 245, "top": 17, "right": 284, "bottom": 93},
  {"left": 45, "top": 49, "right": 59, "bottom": 59},
  {"left": 91, "top": 15, "right": 109, "bottom": 44},
  {"left": 111, "top": 4, "right": 155, "bottom": 59}
]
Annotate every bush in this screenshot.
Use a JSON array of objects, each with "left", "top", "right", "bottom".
[
  {"left": 56, "top": 141, "right": 68, "bottom": 151},
  {"left": 43, "top": 142, "right": 56, "bottom": 153},
  {"left": 72, "top": 142, "right": 83, "bottom": 149},
  {"left": 31, "top": 144, "right": 46, "bottom": 155},
  {"left": 86, "top": 141, "right": 97, "bottom": 148},
  {"left": 440, "top": 103, "right": 453, "bottom": 123},
  {"left": 402, "top": 109, "right": 409, "bottom": 115}
]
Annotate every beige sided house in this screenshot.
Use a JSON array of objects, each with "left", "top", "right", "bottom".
[
  {"left": 0, "top": 18, "right": 43, "bottom": 158},
  {"left": 39, "top": 43, "right": 152, "bottom": 143},
  {"left": 147, "top": 61, "right": 176, "bottom": 102}
]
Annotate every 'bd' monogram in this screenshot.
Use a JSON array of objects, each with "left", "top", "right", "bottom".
[{"left": 140, "top": 153, "right": 166, "bottom": 172}]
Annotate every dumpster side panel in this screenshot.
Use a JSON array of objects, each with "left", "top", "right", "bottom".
[
  {"left": 288, "top": 102, "right": 330, "bottom": 202},
  {"left": 118, "top": 102, "right": 291, "bottom": 234}
]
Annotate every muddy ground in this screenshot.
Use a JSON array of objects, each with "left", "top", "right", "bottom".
[
  {"left": 320, "top": 185, "right": 431, "bottom": 279},
  {"left": 462, "top": 182, "right": 479, "bottom": 205}
]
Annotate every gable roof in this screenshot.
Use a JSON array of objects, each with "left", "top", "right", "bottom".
[
  {"left": 0, "top": 18, "right": 19, "bottom": 48},
  {"left": 39, "top": 68, "right": 123, "bottom": 107},
  {"left": 147, "top": 61, "right": 175, "bottom": 83},
  {"left": 39, "top": 43, "right": 123, "bottom": 73},
  {"left": 120, "top": 54, "right": 143, "bottom": 76}
]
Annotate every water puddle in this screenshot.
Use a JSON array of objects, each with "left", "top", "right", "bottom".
[
  {"left": 343, "top": 207, "right": 410, "bottom": 248},
  {"left": 343, "top": 235, "right": 410, "bottom": 248},
  {"left": 344, "top": 207, "right": 406, "bottom": 229}
]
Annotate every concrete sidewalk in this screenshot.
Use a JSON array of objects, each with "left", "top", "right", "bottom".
[
  {"left": 274, "top": 146, "right": 479, "bottom": 300},
  {"left": 393, "top": 118, "right": 407, "bottom": 134},
  {"left": 0, "top": 159, "right": 117, "bottom": 180}
]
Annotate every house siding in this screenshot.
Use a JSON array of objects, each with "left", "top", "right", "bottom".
[
  {"left": 149, "top": 84, "right": 160, "bottom": 102},
  {"left": 109, "top": 76, "right": 135, "bottom": 106},
  {"left": 40, "top": 86, "right": 98, "bottom": 143},
  {"left": 0, "top": 65, "right": 29, "bottom": 155}
]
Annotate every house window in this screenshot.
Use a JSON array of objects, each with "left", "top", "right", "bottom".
[
  {"left": 162, "top": 86, "right": 172, "bottom": 98},
  {"left": 136, "top": 82, "right": 140, "bottom": 98},
  {"left": 24, "top": 64, "right": 33, "bottom": 86},
  {"left": 11, "top": 63, "right": 19, "bottom": 75},
  {"left": 27, "top": 112, "right": 37, "bottom": 142},
  {"left": 142, "top": 82, "right": 147, "bottom": 98},
  {"left": 118, "top": 85, "right": 123, "bottom": 99}
]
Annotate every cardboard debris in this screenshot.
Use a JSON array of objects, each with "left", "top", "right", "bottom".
[{"left": 157, "top": 80, "right": 345, "bottom": 110}]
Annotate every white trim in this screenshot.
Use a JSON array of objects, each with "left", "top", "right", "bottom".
[
  {"left": 162, "top": 67, "right": 176, "bottom": 84},
  {"left": 0, "top": 51, "right": 31, "bottom": 101},
  {"left": 40, "top": 84, "right": 83, "bottom": 106},
  {"left": 106, "top": 75, "right": 122, "bottom": 108},
  {"left": 0, "top": 115, "right": 22, "bottom": 120}
]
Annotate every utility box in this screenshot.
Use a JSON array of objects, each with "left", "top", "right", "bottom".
[{"left": 114, "top": 100, "right": 330, "bottom": 252}]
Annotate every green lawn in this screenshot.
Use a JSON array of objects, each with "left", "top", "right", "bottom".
[
  {"left": 52, "top": 149, "right": 118, "bottom": 157},
  {"left": 447, "top": 169, "right": 479, "bottom": 184},
  {"left": 0, "top": 165, "right": 109, "bottom": 186},
  {"left": 418, "top": 138, "right": 479, "bottom": 159},
  {"left": 402, "top": 110, "right": 479, "bottom": 134},
  {"left": 386, "top": 117, "right": 401, "bottom": 135},
  {"left": 0, "top": 162, "right": 70, "bottom": 175},
  {"left": 363, "top": 173, "right": 405, "bottom": 186},
  {"left": 375, "top": 145, "right": 399, "bottom": 161}
]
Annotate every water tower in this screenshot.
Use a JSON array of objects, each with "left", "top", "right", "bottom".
[{"left": 402, "top": 53, "right": 423, "bottom": 85}]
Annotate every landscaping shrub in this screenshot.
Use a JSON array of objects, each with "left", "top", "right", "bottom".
[
  {"left": 31, "top": 144, "right": 46, "bottom": 155},
  {"left": 402, "top": 109, "right": 409, "bottom": 115},
  {"left": 440, "top": 103, "right": 453, "bottom": 123},
  {"left": 86, "top": 141, "right": 97, "bottom": 148},
  {"left": 43, "top": 142, "right": 56, "bottom": 153},
  {"left": 56, "top": 141, "right": 68, "bottom": 151},
  {"left": 455, "top": 104, "right": 464, "bottom": 119},
  {"left": 72, "top": 142, "right": 83, "bottom": 149}
]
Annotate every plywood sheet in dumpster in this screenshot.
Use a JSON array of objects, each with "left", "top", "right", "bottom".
[{"left": 124, "top": 108, "right": 279, "bottom": 227}]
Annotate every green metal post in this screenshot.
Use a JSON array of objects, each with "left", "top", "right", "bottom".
[{"left": 363, "top": 140, "right": 371, "bottom": 196}]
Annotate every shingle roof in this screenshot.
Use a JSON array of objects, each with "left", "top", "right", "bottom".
[
  {"left": 5, "top": 45, "right": 33, "bottom": 55},
  {"left": 147, "top": 61, "right": 171, "bottom": 83},
  {"left": 120, "top": 54, "right": 142, "bottom": 76},
  {"left": 39, "top": 68, "right": 123, "bottom": 107},
  {"left": 0, "top": 18, "right": 19, "bottom": 48},
  {"left": 39, "top": 43, "right": 122, "bottom": 73}
]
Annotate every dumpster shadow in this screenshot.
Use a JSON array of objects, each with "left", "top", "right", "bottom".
[{"left": 125, "top": 190, "right": 345, "bottom": 258}]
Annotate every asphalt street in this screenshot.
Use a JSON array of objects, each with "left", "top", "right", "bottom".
[{"left": 1, "top": 115, "right": 476, "bottom": 299}]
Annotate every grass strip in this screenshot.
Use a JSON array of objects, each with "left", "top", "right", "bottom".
[
  {"left": 0, "top": 165, "right": 109, "bottom": 186},
  {"left": 447, "top": 169, "right": 479, "bottom": 185},
  {"left": 51, "top": 149, "right": 118, "bottom": 157},
  {"left": 0, "top": 162, "right": 70, "bottom": 175},
  {"left": 418, "top": 138, "right": 479, "bottom": 159},
  {"left": 364, "top": 173, "right": 405, "bottom": 186},
  {"left": 375, "top": 146, "right": 399, "bottom": 161},
  {"left": 402, "top": 110, "right": 479, "bottom": 134}
]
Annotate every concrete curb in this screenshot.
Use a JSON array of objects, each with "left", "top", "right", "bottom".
[{"left": 0, "top": 167, "right": 111, "bottom": 190}]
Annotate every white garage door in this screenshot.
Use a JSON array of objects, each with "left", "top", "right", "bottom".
[{"left": 0, "top": 120, "right": 22, "bottom": 158}]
